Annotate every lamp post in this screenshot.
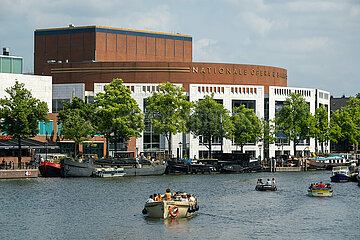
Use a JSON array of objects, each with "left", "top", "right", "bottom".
[{"left": 45, "top": 131, "right": 48, "bottom": 161}]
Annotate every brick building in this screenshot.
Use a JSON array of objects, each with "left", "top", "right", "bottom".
[{"left": 33, "top": 25, "right": 329, "bottom": 159}]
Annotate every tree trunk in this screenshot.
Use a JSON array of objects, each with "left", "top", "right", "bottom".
[
  {"left": 321, "top": 142, "right": 324, "bottom": 154},
  {"left": 168, "top": 133, "right": 172, "bottom": 158},
  {"left": 105, "top": 135, "right": 109, "bottom": 158},
  {"left": 74, "top": 143, "right": 78, "bottom": 158},
  {"left": 208, "top": 136, "right": 212, "bottom": 159},
  {"left": 17, "top": 137, "right": 22, "bottom": 169},
  {"left": 114, "top": 132, "right": 118, "bottom": 154},
  {"left": 293, "top": 138, "right": 297, "bottom": 157}
]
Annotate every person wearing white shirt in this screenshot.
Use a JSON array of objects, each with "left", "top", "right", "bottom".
[
  {"left": 146, "top": 195, "right": 154, "bottom": 203},
  {"left": 266, "top": 179, "right": 272, "bottom": 185}
]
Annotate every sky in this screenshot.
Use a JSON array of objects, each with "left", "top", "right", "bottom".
[{"left": 0, "top": 0, "right": 359, "bottom": 97}]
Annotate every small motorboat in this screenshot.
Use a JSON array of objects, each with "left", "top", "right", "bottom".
[
  {"left": 308, "top": 183, "right": 333, "bottom": 197},
  {"left": 330, "top": 166, "right": 350, "bottom": 182},
  {"left": 93, "top": 167, "right": 125, "bottom": 177},
  {"left": 255, "top": 184, "right": 277, "bottom": 191},
  {"left": 143, "top": 192, "right": 199, "bottom": 219}
]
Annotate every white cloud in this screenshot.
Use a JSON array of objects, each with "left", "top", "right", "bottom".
[
  {"left": 286, "top": 37, "right": 331, "bottom": 53},
  {"left": 350, "top": 5, "right": 360, "bottom": 17},
  {"left": 193, "top": 39, "right": 223, "bottom": 62},
  {"left": 242, "top": 12, "right": 273, "bottom": 36},
  {"left": 129, "top": 5, "right": 173, "bottom": 32},
  {"left": 286, "top": 1, "right": 346, "bottom": 12}
]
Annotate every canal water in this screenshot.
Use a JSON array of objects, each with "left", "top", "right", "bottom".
[{"left": 1, "top": 171, "right": 359, "bottom": 240}]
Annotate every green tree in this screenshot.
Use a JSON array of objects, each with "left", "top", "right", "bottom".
[
  {"left": 187, "top": 94, "right": 233, "bottom": 158},
  {"left": 94, "top": 79, "right": 144, "bottom": 157},
  {"left": 314, "top": 105, "right": 330, "bottom": 154},
  {"left": 145, "top": 82, "right": 192, "bottom": 157},
  {"left": 330, "top": 97, "right": 360, "bottom": 152},
  {"left": 59, "top": 109, "right": 94, "bottom": 157},
  {"left": 0, "top": 81, "right": 49, "bottom": 167},
  {"left": 259, "top": 118, "right": 277, "bottom": 159},
  {"left": 57, "top": 98, "right": 95, "bottom": 157},
  {"left": 231, "top": 105, "right": 262, "bottom": 152},
  {"left": 57, "top": 97, "right": 94, "bottom": 123},
  {"left": 275, "top": 93, "right": 314, "bottom": 157}
]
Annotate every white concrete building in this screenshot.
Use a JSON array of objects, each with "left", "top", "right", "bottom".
[
  {"left": 0, "top": 73, "right": 52, "bottom": 112},
  {"left": 54, "top": 82, "right": 330, "bottom": 160}
]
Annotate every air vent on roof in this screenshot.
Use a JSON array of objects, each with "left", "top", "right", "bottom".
[{"left": 3, "top": 47, "right": 9, "bottom": 56}]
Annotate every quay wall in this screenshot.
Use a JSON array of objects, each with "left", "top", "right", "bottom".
[
  {"left": 275, "top": 167, "right": 302, "bottom": 172},
  {"left": 0, "top": 169, "right": 39, "bottom": 179}
]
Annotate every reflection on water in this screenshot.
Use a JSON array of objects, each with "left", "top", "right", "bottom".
[
  {"left": 145, "top": 215, "right": 194, "bottom": 227},
  {"left": 1, "top": 171, "right": 359, "bottom": 239}
]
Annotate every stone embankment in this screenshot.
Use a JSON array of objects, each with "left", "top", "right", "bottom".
[{"left": 0, "top": 169, "right": 39, "bottom": 179}]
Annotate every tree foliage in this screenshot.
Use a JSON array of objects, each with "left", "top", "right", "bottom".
[
  {"left": 58, "top": 97, "right": 94, "bottom": 124},
  {"left": 314, "top": 105, "right": 330, "bottom": 153},
  {"left": 145, "top": 82, "right": 192, "bottom": 156},
  {"left": 187, "top": 94, "right": 233, "bottom": 158},
  {"left": 259, "top": 118, "right": 277, "bottom": 159},
  {"left": 231, "top": 105, "right": 261, "bottom": 152},
  {"left": 330, "top": 97, "right": 360, "bottom": 151},
  {"left": 0, "top": 81, "right": 49, "bottom": 166},
  {"left": 57, "top": 97, "right": 95, "bottom": 157},
  {"left": 59, "top": 109, "right": 94, "bottom": 157},
  {"left": 275, "top": 93, "right": 314, "bottom": 157},
  {"left": 94, "top": 79, "right": 144, "bottom": 157}
]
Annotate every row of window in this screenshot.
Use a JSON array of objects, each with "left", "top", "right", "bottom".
[
  {"left": 274, "top": 88, "right": 312, "bottom": 97},
  {"left": 142, "top": 85, "right": 159, "bottom": 93},
  {"left": 231, "top": 87, "right": 257, "bottom": 94},
  {"left": 198, "top": 86, "right": 225, "bottom": 93},
  {"left": 318, "top": 91, "right": 329, "bottom": 100}
]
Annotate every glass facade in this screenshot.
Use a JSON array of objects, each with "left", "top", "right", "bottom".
[
  {"left": 52, "top": 99, "right": 70, "bottom": 113},
  {"left": 0, "top": 56, "right": 22, "bottom": 74},
  {"left": 143, "top": 120, "right": 161, "bottom": 151},
  {"left": 143, "top": 99, "right": 162, "bottom": 152},
  {"left": 83, "top": 143, "right": 104, "bottom": 158},
  {"left": 59, "top": 142, "right": 75, "bottom": 156},
  {"left": 232, "top": 100, "right": 256, "bottom": 111},
  {"left": 38, "top": 121, "right": 53, "bottom": 136}
]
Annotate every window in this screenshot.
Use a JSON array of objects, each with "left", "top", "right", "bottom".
[
  {"left": 232, "top": 100, "right": 256, "bottom": 111},
  {"left": 38, "top": 121, "right": 53, "bottom": 136},
  {"left": 52, "top": 99, "right": 70, "bottom": 113}
]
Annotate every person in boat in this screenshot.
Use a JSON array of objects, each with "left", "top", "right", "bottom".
[
  {"left": 181, "top": 194, "right": 189, "bottom": 202},
  {"left": 155, "top": 193, "right": 162, "bottom": 201},
  {"left": 325, "top": 183, "right": 331, "bottom": 189},
  {"left": 164, "top": 188, "right": 173, "bottom": 201},
  {"left": 188, "top": 194, "right": 196, "bottom": 202},
  {"left": 146, "top": 195, "right": 155, "bottom": 203},
  {"left": 266, "top": 179, "right": 272, "bottom": 185},
  {"left": 256, "top": 179, "right": 261, "bottom": 185},
  {"left": 153, "top": 193, "right": 158, "bottom": 201},
  {"left": 272, "top": 178, "right": 276, "bottom": 185}
]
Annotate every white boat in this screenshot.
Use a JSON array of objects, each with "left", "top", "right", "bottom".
[
  {"left": 143, "top": 193, "right": 199, "bottom": 219},
  {"left": 94, "top": 167, "right": 125, "bottom": 177}
]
